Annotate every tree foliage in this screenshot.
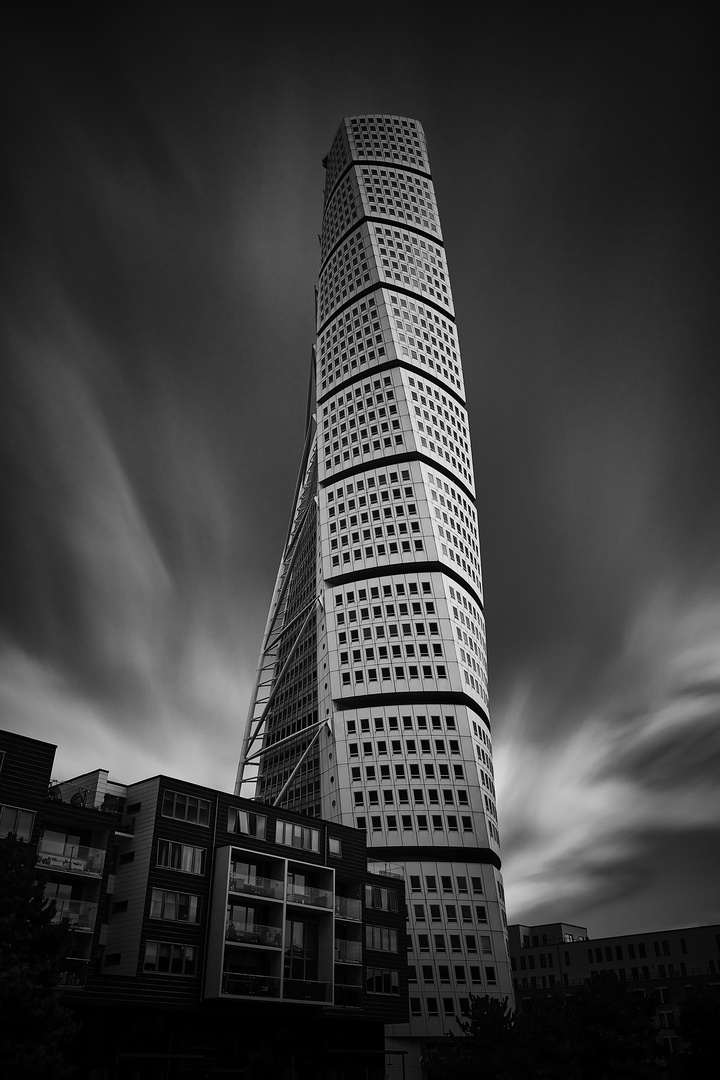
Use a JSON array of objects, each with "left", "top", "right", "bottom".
[
  {"left": 0, "top": 835, "right": 77, "bottom": 1079},
  {"left": 428, "top": 976, "right": 660, "bottom": 1080},
  {"left": 677, "top": 987, "right": 720, "bottom": 1079}
]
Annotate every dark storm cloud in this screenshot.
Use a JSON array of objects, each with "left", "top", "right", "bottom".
[{"left": 1, "top": 8, "right": 717, "bottom": 932}]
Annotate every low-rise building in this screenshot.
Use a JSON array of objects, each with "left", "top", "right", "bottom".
[
  {"left": 508, "top": 920, "right": 720, "bottom": 1058},
  {"left": 1, "top": 728, "right": 408, "bottom": 1078}
]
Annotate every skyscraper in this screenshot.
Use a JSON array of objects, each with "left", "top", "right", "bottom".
[{"left": 236, "top": 115, "right": 512, "bottom": 1072}]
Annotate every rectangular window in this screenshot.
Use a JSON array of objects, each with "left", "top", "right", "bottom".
[
  {"left": 157, "top": 839, "right": 206, "bottom": 875},
  {"left": 366, "top": 967, "right": 400, "bottom": 994},
  {"left": 365, "top": 885, "right": 399, "bottom": 912},
  {"left": 276, "top": 820, "right": 320, "bottom": 852},
  {"left": 0, "top": 805, "right": 35, "bottom": 842},
  {"left": 161, "top": 790, "right": 211, "bottom": 826},
  {"left": 143, "top": 940, "right": 197, "bottom": 976},
  {"left": 228, "top": 807, "right": 267, "bottom": 839},
  {"left": 150, "top": 888, "right": 201, "bottom": 924},
  {"left": 366, "top": 925, "right": 399, "bottom": 952}
]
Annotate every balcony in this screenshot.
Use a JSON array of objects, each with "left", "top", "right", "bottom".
[
  {"left": 57, "top": 957, "right": 90, "bottom": 988},
  {"left": 334, "top": 984, "right": 362, "bottom": 1008},
  {"left": 221, "top": 972, "right": 280, "bottom": 998},
  {"left": 286, "top": 883, "right": 332, "bottom": 908},
  {"left": 229, "top": 874, "right": 284, "bottom": 901},
  {"left": 284, "top": 978, "right": 331, "bottom": 1002},
  {"left": 226, "top": 922, "right": 282, "bottom": 948},
  {"left": 37, "top": 842, "right": 105, "bottom": 878},
  {"left": 334, "top": 939, "right": 362, "bottom": 964},
  {"left": 51, "top": 899, "right": 97, "bottom": 931},
  {"left": 335, "top": 896, "right": 362, "bottom": 921}
]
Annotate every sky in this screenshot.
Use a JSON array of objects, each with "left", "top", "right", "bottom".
[{"left": 1, "top": 9, "right": 717, "bottom": 938}]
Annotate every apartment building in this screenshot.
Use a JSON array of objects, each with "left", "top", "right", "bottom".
[
  {"left": 508, "top": 920, "right": 720, "bottom": 1059},
  {"left": 1, "top": 727, "right": 408, "bottom": 1078}
]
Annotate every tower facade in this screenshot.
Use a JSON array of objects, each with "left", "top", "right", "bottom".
[{"left": 237, "top": 115, "right": 512, "bottom": 1069}]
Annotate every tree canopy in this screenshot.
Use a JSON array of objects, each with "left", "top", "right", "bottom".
[
  {"left": 0, "top": 835, "right": 77, "bottom": 1079},
  {"left": 427, "top": 977, "right": 660, "bottom": 1080}
]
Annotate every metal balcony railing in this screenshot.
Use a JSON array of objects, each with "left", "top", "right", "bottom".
[
  {"left": 221, "top": 972, "right": 280, "bottom": 998},
  {"left": 335, "top": 896, "right": 362, "bottom": 921},
  {"left": 57, "top": 957, "right": 90, "bottom": 987},
  {"left": 334, "top": 939, "right": 362, "bottom": 963},
  {"left": 286, "top": 883, "right": 332, "bottom": 908},
  {"left": 283, "top": 978, "right": 331, "bottom": 1002},
  {"left": 37, "top": 841, "right": 105, "bottom": 878},
  {"left": 334, "top": 984, "right": 362, "bottom": 1007},
  {"left": 226, "top": 922, "right": 282, "bottom": 948},
  {"left": 229, "top": 874, "right": 284, "bottom": 900},
  {"left": 51, "top": 899, "right": 97, "bottom": 930}
]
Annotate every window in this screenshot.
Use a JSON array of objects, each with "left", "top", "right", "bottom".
[
  {"left": 228, "top": 808, "right": 266, "bottom": 839},
  {"left": 328, "top": 836, "right": 342, "bottom": 857},
  {"left": 150, "top": 888, "right": 201, "bottom": 923},
  {"left": 276, "top": 820, "right": 320, "bottom": 852},
  {"left": 0, "top": 805, "right": 35, "bottom": 842},
  {"left": 365, "top": 885, "right": 398, "bottom": 912},
  {"left": 366, "top": 925, "right": 398, "bottom": 952},
  {"left": 157, "top": 840, "right": 206, "bottom": 875},
  {"left": 161, "top": 790, "right": 211, "bottom": 826},
  {"left": 144, "top": 941, "right": 197, "bottom": 976},
  {"left": 366, "top": 967, "right": 399, "bottom": 994}
]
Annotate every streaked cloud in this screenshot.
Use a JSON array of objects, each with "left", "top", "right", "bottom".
[{"left": 495, "top": 568, "right": 720, "bottom": 931}]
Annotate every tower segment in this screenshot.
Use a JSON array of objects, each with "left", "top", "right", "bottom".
[{"left": 237, "top": 115, "right": 512, "bottom": 1068}]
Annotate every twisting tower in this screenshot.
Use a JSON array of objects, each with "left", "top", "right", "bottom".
[{"left": 237, "top": 115, "right": 512, "bottom": 1069}]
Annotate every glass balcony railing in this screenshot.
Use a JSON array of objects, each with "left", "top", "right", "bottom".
[
  {"left": 335, "top": 896, "right": 362, "bottom": 921},
  {"left": 37, "top": 842, "right": 105, "bottom": 878},
  {"left": 334, "top": 939, "right": 362, "bottom": 963},
  {"left": 334, "top": 984, "right": 362, "bottom": 1008},
  {"left": 286, "top": 883, "right": 332, "bottom": 908},
  {"left": 283, "top": 978, "right": 331, "bottom": 1002},
  {"left": 226, "top": 922, "right": 282, "bottom": 948},
  {"left": 222, "top": 972, "right": 280, "bottom": 998},
  {"left": 229, "top": 874, "right": 284, "bottom": 900},
  {"left": 57, "top": 957, "right": 90, "bottom": 988},
  {"left": 51, "top": 899, "right": 97, "bottom": 930}
]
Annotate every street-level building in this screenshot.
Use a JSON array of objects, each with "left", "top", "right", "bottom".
[
  {"left": 1, "top": 727, "right": 408, "bottom": 1079},
  {"left": 508, "top": 920, "right": 720, "bottom": 1060}
]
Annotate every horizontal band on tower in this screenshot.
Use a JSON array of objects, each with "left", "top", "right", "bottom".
[
  {"left": 324, "top": 560, "right": 483, "bottom": 615},
  {"left": 368, "top": 846, "right": 502, "bottom": 871},
  {"left": 331, "top": 689, "right": 490, "bottom": 731}
]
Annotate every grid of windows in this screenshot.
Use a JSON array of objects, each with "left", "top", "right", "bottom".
[
  {"left": 386, "top": 288, "right": 461, "bottom": 391},
  {"left": 318, "top": 224, "right": 376, "bottom": 325},
  {"left": 317, "top": 297, "right": 390, "bottom": 398},
  {"left": 161, "top": 791, "right": 211, "bottom": 827},
  {"left": 321, "top": 171, "right": 361, "bottom": 263},
  {"left": 372, "top": 225, "right": 452, "bottom": 314},
  {"left": 0, "top": 804, "right": 35, "bottom": 842},
  {"left": 347, "top": 115, "right": 428, "bottom": 172},
  {"left": 362, "top": 167, "right": 438, "bottom": 233},
  {"left": 228, "top": 808, "right": 267, "bottom": 839},
  {"left": 366, "top": 925, "right": 399, "bottom": 952},
  {"left": 157, "top": 840, "right": 206, "bottom": 876},
  {"left": 243, "top": 113, "right": 511, "bottom": 1038},
  {"left": 150, "top": 888, "right": 201, "bottom": 924},
  {"left": 276, "top": 820, "right": 320, "bottom": 852},
  {"left": 143, "top": 941, "right": 197, "bottom": 976},
  {"left": 365, "top": 966, "right": 400, "bottom": 995},
  {"left": 364, "top": 884, "right": 399, "bottom": 912}
]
